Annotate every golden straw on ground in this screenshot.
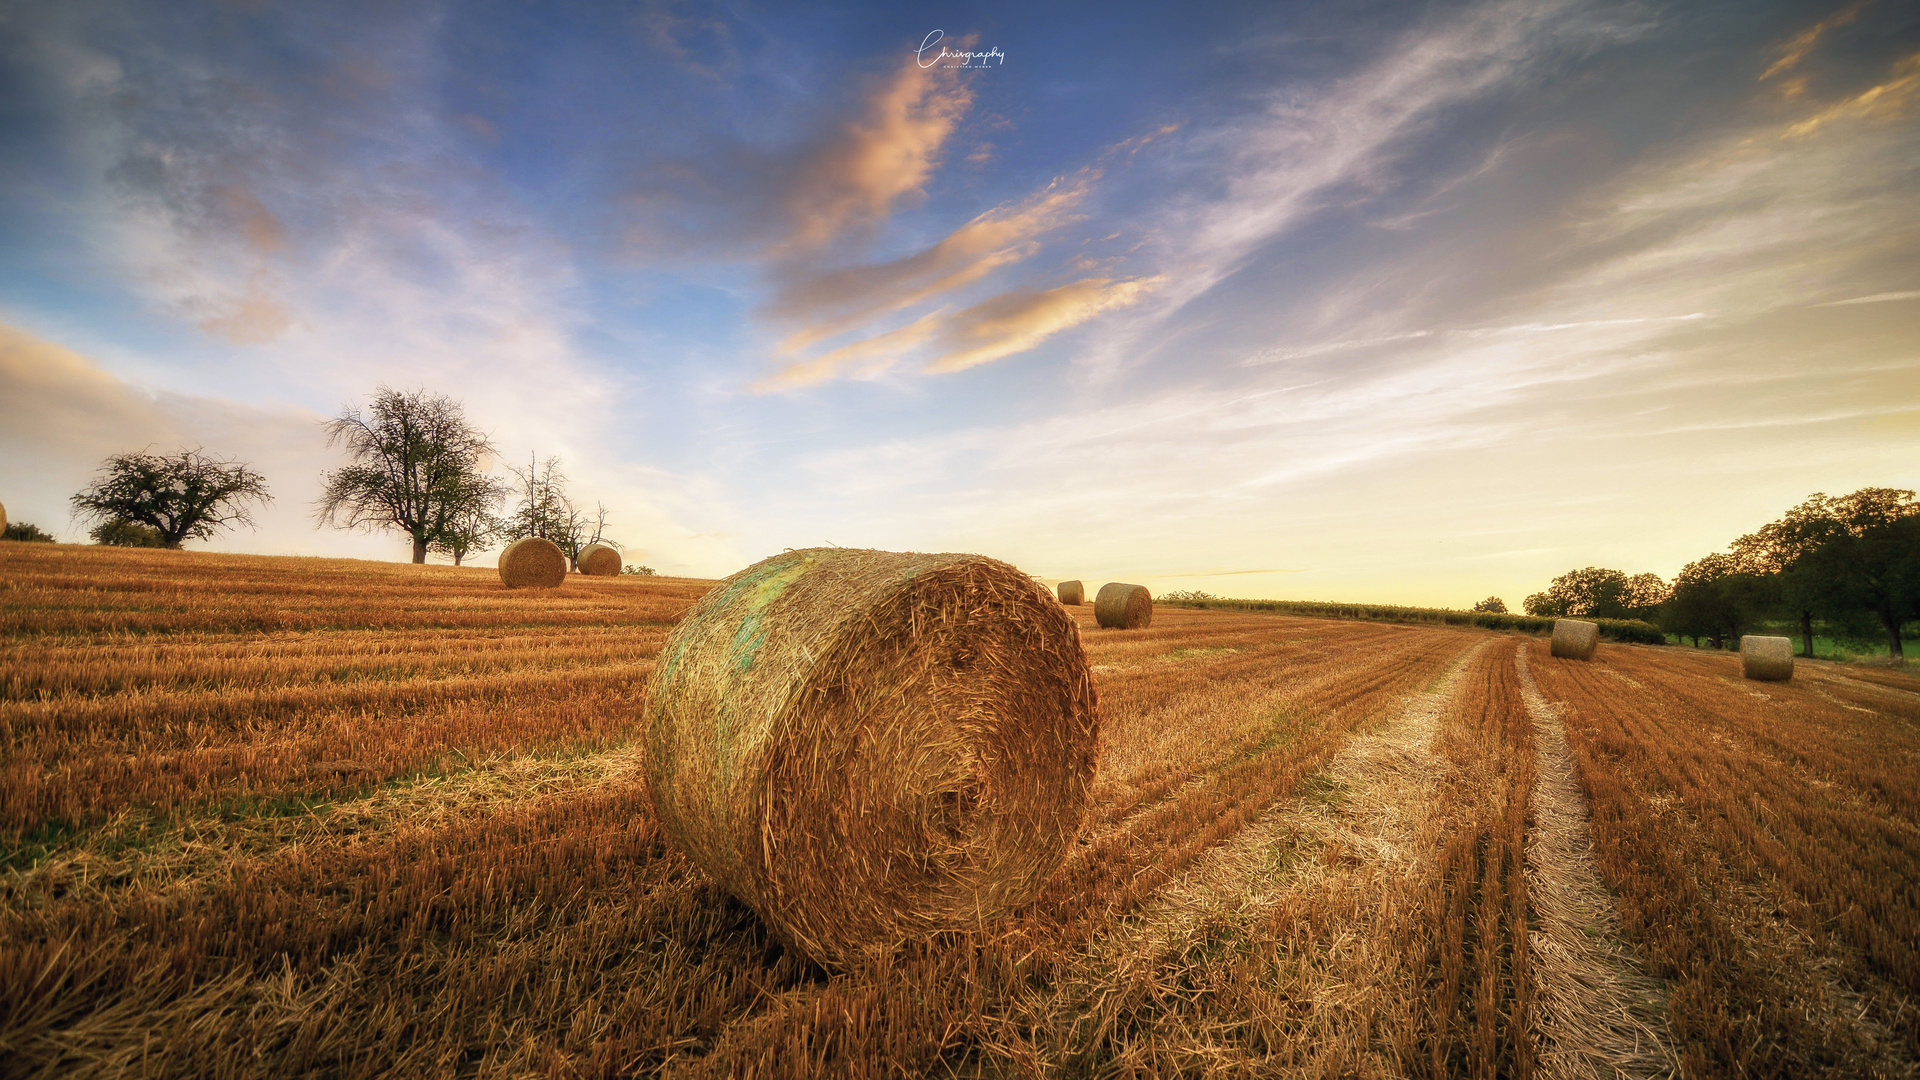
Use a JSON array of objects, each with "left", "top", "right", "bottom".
[
  {"left": 1741, "top": 635, "right": 1794, "bottom": 681},
  {"left": 1094, "top": 582, "right": 1152, "bottom": 629},
  {"left": 497, "top": 537, "right": 568, "bottom": 588},
  {"left": 644, "top": 547, "right": 1100, "bottom": 968},
  {"left": 576, "top": 542, "right": 622, "bottom": 576},
  {"left": 1057, "top": 579, "right": 1084, "bottom": 605},
  {"left": 1550, "top": 619, "right": 1597, "bottom": 660}
]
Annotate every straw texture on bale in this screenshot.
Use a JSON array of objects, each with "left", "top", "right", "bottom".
[
  {"left": 576, "top": 542, "right": 622, "bottom": 576},
  {"left": 1094, "top": 582, "right": 1152, "bottom": 630},
  {"left": 1550, "top": 619, "right": 1598, "bottom": 660},
  {"left": 1741, "top": 635, "right": 1794, "bottom": 681},
  {"left": 497, "top": 536, "right": 568, "bottom": 588},
  {"left": 644, "top": 547, "right": 1099, "bottom": 968},
  {"left": 1057, "top": 579, "right": 1084, "bottom": 605}
]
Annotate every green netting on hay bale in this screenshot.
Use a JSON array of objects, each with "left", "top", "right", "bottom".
[{"left": 644, "top": 547, "right": 1099, "bottom": 967}]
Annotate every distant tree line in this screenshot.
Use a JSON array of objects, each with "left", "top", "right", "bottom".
[
  {"left": 1522, "top": 487, "right": 1919, "bottom": 659},
  {"left": 17, "top": 386, "right": 631, "bottom": 572}
]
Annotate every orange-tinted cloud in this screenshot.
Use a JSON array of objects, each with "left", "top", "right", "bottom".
[
  {"left": 1783, "top": 51, "right": 1920, "bottom": 137},
  {"left": 755, "top": 275, "right": 1160, "bottom": 389},
  {"left": 1759, "top": 0, "right": 1872, "bottom": 86},
  {"left": 765, "top": 172, "right": 1093, "bottom": 351},
  {"left": 926, "top": 275, "right": 1162, "bottom": 373},
  {"left": 775, "top": 52, "right": 975, "bottom": 253}
]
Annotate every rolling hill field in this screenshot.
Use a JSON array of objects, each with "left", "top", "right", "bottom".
[{"left": 3, "top": 544, "right": 1916, "bottom": 1079}]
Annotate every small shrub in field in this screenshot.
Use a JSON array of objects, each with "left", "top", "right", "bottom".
[
  {"left": 1472, "top": 596, "right": 1507, "bottom": 613},
  {"left": 621, "top": 565, "right": 658, "bottom": 576},
  {"left": 91, "top": 518, "right": 168, "bottom": 547},
  {"left": 3, "top": 521, "right": 57, "bottom": 543}
]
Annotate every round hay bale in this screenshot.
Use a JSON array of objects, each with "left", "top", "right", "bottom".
[
  {"left": 1549, "top": 619, "right": 1598, "bottom": 660},
  {"left": 577, "top": 542, "right": 622, "bottom": 576},
  {"left": 1094, "top": 582, "right": 1152, "bottom": 630},
  {"left": 497, "top": 536, "right": 567, "bottom": 588},
  {"left": 0, "top": 500, "right": 7, "bottom": 536},
  {"left": 1057, "top": 579, "right": 1084, "bottom": 605},
  {"left": 644, "top": 547, "right": 1099, "bottom": 968},
  {"left": 1741, "top": 635, "right": 1793, "bottom": 681}
]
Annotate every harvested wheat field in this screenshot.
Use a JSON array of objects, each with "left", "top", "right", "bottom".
[{"left": 3, "top": 544, "right": 1917, "bottom": 1079}]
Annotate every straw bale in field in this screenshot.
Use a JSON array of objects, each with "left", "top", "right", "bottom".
[
  {"left": 1550, "top": 618, "right": 1598, "bottom": 660},
  {"left": 1741, "top": 635, "right": 1793, "bottom": 681},
  {"left": 1057, "top": 579, "right": 1084, "bottom": 605},
  {"left": 497, "top": 536, "right": 567, "bottom": 588},
  {"left": 576, "top": 542, "right": 622, "bottom": 576},
  {"left": 0, "top": 500, "right": 7, "bottom": 535},
  {"left": 1094, "top": 582, "right": 1152, "bottom": 629},
  {"left": 644, "top": 547, "right": 1099, "bottom": 968}
]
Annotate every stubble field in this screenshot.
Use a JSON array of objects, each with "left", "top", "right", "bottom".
[{"left": 2, "top": 543, "right": 1916, "bottom": 1079}]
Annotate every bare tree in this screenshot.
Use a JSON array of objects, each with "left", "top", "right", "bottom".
[
  {"left": 503, "top": 455, "right": 618, "bottom": 570},
  {"left": 71, "top": 448, "right": 271, "bottom": 549},
  {"left": 315, "top": 387, "right": 503, "bottom": 564}
]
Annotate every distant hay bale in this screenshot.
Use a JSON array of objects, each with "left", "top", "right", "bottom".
[
  {"left": 0, "top": 500, "right": 7, "bottom": 536},
  {"left": 1057, "top": 579, "right": 1084, "bottom": 605},
  {"left": 1550, "top": 619, "right": 1598, "bottom": 660},
  {"left": 1741, "top": 635, "right": 1794, "bottom": 681},
  {"left": 1094, "top": 582, "right": 1152, "bottom": 630},
  {"left": 577, "top": 542, "right": 622, "bottom": 576},
  {"left": 497, "top": 537, "right": 567, "bottom": 588},
  {"left": 644, "top": 547, "right": 1099, "bottom": 968}
]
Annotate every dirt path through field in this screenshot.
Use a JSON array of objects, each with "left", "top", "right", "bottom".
[{"left": 1514, "top": 643, "right": 1679, "bottom": 1080}]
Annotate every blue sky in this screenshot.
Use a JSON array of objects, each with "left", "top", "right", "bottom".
[{"left": 2, "top": 0, "right": 1916, "bottom": 606}]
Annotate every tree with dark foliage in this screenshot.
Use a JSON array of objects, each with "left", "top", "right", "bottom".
[
  {"left": 316, "top": 387, "right": 504, "bottom": 564},
  {"left": 71, "top": 448, "right": 271, "bottom": 549}
]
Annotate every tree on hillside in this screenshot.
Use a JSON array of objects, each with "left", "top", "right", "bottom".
[
  {"left": 1790, "top": 489, "right": 1920, "bottom": 659},
  {"left": 1472, "top": 596, "right": 1507, "bottom": 613},
  {"left": 1732, "top": 488, "right": 1919, "bottom": 659},
  {"left": 502, "top": 455, "right": 617, "bottom": 570},
  {"left": 70, "top": 448, "right": 271, "bottom": 549},
  {"left": 1660, "top": 553, "right": 1766, "bottom": 649},
  {"left": 425, "top": 480, "right": 505, "bottom": 567},
  {"left": 1622, "top": 572, "right": 1670, "bottom": 622},
  {"left": 1524, "top": 566, "right": 1635, "bottom": 619},
  {"left": 3, "top": 521, "right": 57, "bottom": 543},
  {"left": 90, "top": 518, "right": 167, "bottom": 547},
  {"left": 316, "top": 388, "right": 505, "bottom": 564}
]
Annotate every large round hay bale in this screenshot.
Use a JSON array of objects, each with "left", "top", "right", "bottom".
[
  {"left": 0, "top": 500, "right": 7, "bottom": 536},
  {"left": 644, "top": 547, "right": 1099, "bottom": 968},
  {"left": 577, "top": 542, "right": 622, "bottom": 576},
  {"left": 1741, "top": 635, "right": 1793, "bottom": 681},
  {"left": 497, "top": 536, "right": 567, "bottom": 588},
  {"left": 1057, "top": 579, "right": 1084, "bottom": 605},
  {"left": 1549, "top": 619, "right": 1598, "bottom": 660},
  {"left": 1094, "top": 582, "right": 1152, "bottom": 629}
]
